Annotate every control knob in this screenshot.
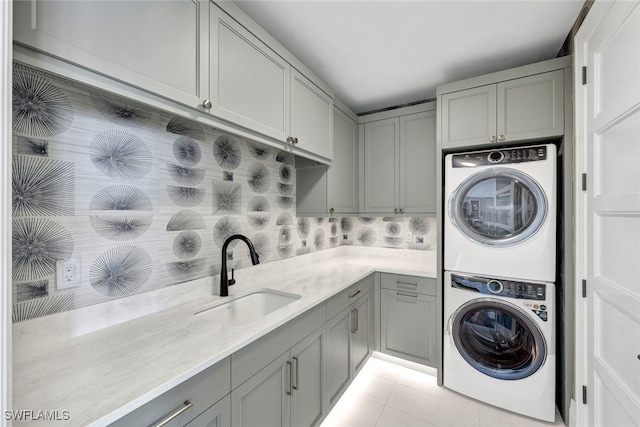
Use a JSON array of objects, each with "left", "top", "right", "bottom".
[{"left": 487, "top": 280, "right": 504, "bottom": 294}]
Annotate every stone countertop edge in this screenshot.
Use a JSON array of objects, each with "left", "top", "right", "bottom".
[{"left": 12, "top": 246, "right": 436, "bottom": 427}]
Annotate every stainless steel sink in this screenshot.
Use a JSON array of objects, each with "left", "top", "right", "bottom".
[{"left": 194, "top": 288, "right": 301, "bottom": 326}]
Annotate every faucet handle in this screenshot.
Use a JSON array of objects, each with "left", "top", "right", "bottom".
[{"left": 228, "top": 268, "right": 236, "bottom": 286}]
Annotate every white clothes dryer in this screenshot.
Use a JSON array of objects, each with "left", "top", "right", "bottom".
[
  {"left": 444, "top": 144, "right": 557, "bottom": 282},
  {"left": 443, "top": 271, "right": 556, "bottom": 422}
]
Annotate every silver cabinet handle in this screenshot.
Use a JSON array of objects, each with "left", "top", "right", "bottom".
[
  {"left": 153, "top": 400, "right": 194, "bottom": 427},
  {"left": 292, "top": 356, "right": 299, "bottom": 390},
  {"left": 202, "top": 99, "right": 212, "bottom": 109},
  {"left": 349, "top": 289, "right": 361, "bottom": 298},
  {"left": 399, "top": 208, "right": 404, "bottom": 214},
  {"left": 286, "top": 136, "right": 294, "bottom": 145},
  {"left": 292, "top": 137, "right": 299, "bottom": 145},
  {"left": 329, "top": 207, "right": 335, "bottom": 214},
  {"left": 489, "top": 135, "right": 497, "bottom": 143},
  {"left": 498, "top": 134, "right": 506, "bottom": 142},
  {"left": 397, "top": 292, "right": 418, "bottom": 300},
  {"left": 350, "top": 309, "right": 357, "bottom": 333},
  {"left": 394, "top": 208, "right": 398, "bottom": 213},
  {"left": 286, "top": 360, "right": 293, "bottom": 395},
  {"left": 354, "top": 308, "right": 359, "bottom": 332},
  {"left": 397, "top": 281, "right": 418, "bottom": 289}
]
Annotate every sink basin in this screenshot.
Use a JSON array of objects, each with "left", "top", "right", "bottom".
[{"left": 194, "top": 289, "right": 301, "bottom": 326}]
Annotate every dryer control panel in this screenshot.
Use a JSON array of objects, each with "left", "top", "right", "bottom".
[
  {"left": 452, "top": 145, "right": 547, "bottom": 167},
  {"left": 451, "top": 273, "right": 546, "bottom": 300}
]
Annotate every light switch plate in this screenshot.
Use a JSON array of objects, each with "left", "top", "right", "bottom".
[{"left": 56, "top": 258, "right": 81, "bottom": 289}]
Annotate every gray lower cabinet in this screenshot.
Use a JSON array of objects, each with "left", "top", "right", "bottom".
[
  {"left": 109, "top": 357, "right": 231, "bottom": 427},
  {"left": 186, "top": 395, "right": 231, "bottom": 427},
  {"left": 379, "top": 274, "right": 437, "bottom": 367},
  {"left": 232, "top": 351, "right": 291, "bottom": 427},
  {"left": 326, "top": 275, "right": 374, "bottom": 408},
  {"left": 231, "top": 325, "right": 326, "bottom": 427}
]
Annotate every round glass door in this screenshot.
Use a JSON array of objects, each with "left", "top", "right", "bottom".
[
  {"left": 449, "top": 168, "right": 547, "bottom": 246},
  {"left": 450, "top": 299, "right": 546, "bottom": 380}
]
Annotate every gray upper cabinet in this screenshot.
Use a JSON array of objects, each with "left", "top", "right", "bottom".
[
  {"left": 363, "top": 117, "right": 400, "bottom": 214},
  {"left": 400, "top": 111, "right": 437, "bottom": 213},
  {"left": 13, "top": 0, "right": 210, "bottom": 110},
  {"left": 296, "top": 104, "right": 358, "bottom": 216},
  {"left": 328, "top": 106, "right": 359, "bottom": 214},
  {"left": 210, "top": 5, "right": 289, "bottom": 141},
  {"left": 363, "top": 105, "right": 437, "bottom": 215},
  {"left": 290, "top": 69, "right": 333, "bottom": 160},
  {"left": 210, "top": 4, "right": 333, "bottom": 162},
  {"left": 440, "top": 69, "right": 564, "bottom": 150}
]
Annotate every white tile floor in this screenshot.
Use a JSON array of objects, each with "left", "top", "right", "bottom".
[{"left": 320, "top": 356, "right": 564, "bottom": 427}]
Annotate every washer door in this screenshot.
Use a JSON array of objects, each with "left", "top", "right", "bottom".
[
  {"left": 450, "top": 298, "right": 546, "bottom": 380},
  {"left": 449, "top": 168, "right": 547, "bottom": 246}
]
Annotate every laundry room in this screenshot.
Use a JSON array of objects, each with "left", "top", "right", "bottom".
[{"left": 1, "top": 1, "right": 639, "bottom": 427}]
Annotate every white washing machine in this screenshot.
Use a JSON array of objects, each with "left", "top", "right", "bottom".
[
  {"left": 445, "top": 144, "right": 556, "bottom": 282},
  {"left": 443, "top": 271, "right": 556, "bottom": 422}
]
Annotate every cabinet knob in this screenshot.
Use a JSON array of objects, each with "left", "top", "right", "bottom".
[
  {"left": 489, "top": 135, "right": 497, "bottom": 143},
  {"left": 399, "top": 208, "right": 404, "bottom": 214},
  {"left": 202, "top": 99, "right": 213, "bottom": 109},
  {"left": 286, "top": 136, "right": 295, "bottom": 145},
  {"left": 498, "top": 134, "right": 506, "bottom": 142},
  {"left": 394, "top": 208, "right": 398, "bottom": 213},
  {"left": 329, "top": 207, "right": 335, "bottom": 214},
  {"left": 292, "top": 137, "right": 299, "bottom": 145}
]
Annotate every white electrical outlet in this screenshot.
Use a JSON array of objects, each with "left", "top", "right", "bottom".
[
  {"left": 56, "top": 258, "right": 81, "bottom": 289},
  {"left": 405, "top": 232, "right": 413, "bottom": 243}
]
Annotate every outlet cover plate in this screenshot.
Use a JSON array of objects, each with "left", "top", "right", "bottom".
[{"left": 56, "top": 258, "right": 81, "bottom": 290}]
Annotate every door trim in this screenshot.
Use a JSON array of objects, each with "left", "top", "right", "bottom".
[{"left": 1, "top": 0, "right": 13, "bottom": 422}]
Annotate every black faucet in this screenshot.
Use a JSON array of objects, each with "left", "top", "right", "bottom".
[{"left": 220, "top": 234, "right": 260, "bottom": 297}]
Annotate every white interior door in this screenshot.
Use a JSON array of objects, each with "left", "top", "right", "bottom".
[{"left": 575, "top": 1, "right": 640, "bottom": 425}]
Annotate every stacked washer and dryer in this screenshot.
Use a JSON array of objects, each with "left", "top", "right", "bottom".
[{"left": 443, "top": 144, "right": 557, "bottom": 422}]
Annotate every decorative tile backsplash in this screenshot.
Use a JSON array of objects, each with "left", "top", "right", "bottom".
[{"left": 11, "top": 62, "right": 435, "bottom": 322}]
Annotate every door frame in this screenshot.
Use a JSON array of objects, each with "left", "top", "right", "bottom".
[
  {"left": 1, "top": 0, "right": 13, "bottom": 424},
  {"left": 574, "top": 1, "right": 640, "bottom": 425}
]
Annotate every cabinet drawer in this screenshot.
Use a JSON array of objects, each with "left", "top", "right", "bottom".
[
  {"left": 380, "top": 273, "right": 436, "bottom": 296},
  {"left": 326, "top": 274, "right": 374, "bottom": 320},
  {"left": 110, "top": 357, "right": 230, "bottom": 427}
]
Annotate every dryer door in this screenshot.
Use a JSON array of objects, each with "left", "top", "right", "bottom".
[
  {"left": 448, "top": 168, "right": 547, "bottom": 246},
  {"left": 450, "top": 298, "right": 546, "bottom": 380}
]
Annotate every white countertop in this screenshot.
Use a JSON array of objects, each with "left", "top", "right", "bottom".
[{"left": 12, "top": 246, "right": 436, "bottom": 426}]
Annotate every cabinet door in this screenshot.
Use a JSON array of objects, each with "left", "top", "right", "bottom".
[
  {"left": 210, "top": 5, "right": 289, "bottom": 142},
  {"left": 327, "top": 107, "right": 359, "bottom": 214},
  {"left": 326, "top": 308, "right": 351, "bottom": 406},
  {"left": 497, "top": 70, "right": 564, "bottom": 142},
  {"left": 291, "top": 69, "right": 333, "bottom": 160},
  {"left": 441, "top": 84, "right": 497, "bottom": 149},
  {"left": 400, "top": 111, "right": 437, "bottom": 213},
  {"left": 13, "top": 0, "right": 209, "bottom": 109},
  {"left": 351, "top": 293, "right": 373, "bottom": 374},
  {"left": 290, "top": 327, "right": 326, "bottom": 427},
  {"left": 380, "top": 289, "right": 437, "bottom": 367},
  {"left": 186, "top": 395, "right": 231, "bottom": 427},
  {"left": 231, "top": 352, "right": 291, "bottom": 427},
  {"left": 364, "top": 118, "right": 400, "bottom": 213}
]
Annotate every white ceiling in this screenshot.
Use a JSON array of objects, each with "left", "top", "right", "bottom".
[{"left": 234, "top": 0, "right": 585, "bottom": 114}]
